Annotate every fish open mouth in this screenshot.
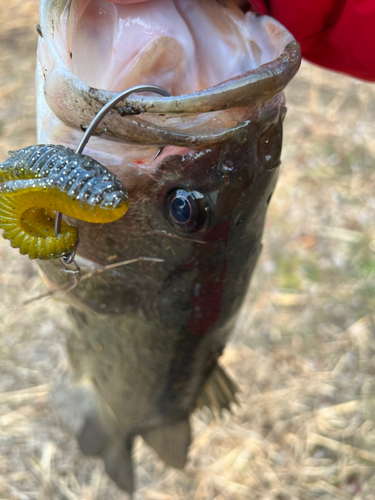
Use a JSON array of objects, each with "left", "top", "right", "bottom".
[
  {"left": 37, "top": 0, "right": 300, "bottom": 157},
  {"left": 42, "top": 0, "right": 294, "bottom": 95}
]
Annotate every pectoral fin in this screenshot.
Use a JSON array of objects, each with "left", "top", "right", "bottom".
[
  {"left": 196, "top": 362, "right": 239, "bottom": 412},
  {"left": 77, "top": 412, "right": 134, "bottom": 494},
  {"left": 102, "top": 438, "right": 134, "bottom": 495},
  {"left": 52, "top": 377, "right": 134, "bottom": 494},
  {"left": 142, "top": 418, "right": 191, "bottom": 469}
]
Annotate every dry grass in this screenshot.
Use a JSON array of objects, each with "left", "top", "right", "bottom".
[{"left": 1, "top": 1, "right": 375, "bottom": 498}]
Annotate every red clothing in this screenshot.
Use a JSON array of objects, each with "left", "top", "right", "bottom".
[{"left": 249, "top": 0, "right": 375, "bottom": 82}]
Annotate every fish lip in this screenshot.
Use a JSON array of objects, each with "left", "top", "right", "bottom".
[
  {"left": 38, "top": 1, "right": 301, "bottom": 147},
  {"left": 82, "top": 40, "right": 301, "bottom": 115}
]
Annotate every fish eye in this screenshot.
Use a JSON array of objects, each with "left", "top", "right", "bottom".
[{"left": 166, "top": 189, "right": 209, "bottom": 233}]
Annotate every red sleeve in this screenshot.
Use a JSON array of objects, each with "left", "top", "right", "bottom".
[{"left": 249, "top": 0, "right": 375, "bottom": 82}]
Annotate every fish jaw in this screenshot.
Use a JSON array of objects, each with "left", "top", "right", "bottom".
[{"left": 37, "top": 0, "right": 300, "bottom": 154}]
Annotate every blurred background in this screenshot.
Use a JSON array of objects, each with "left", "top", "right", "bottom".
[{"left": 1, "top": 1, "right": 375, "bottom": 499}]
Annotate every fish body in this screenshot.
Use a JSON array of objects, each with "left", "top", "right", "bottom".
[{"left": 33, "top": 0, "right": 300, "bottom": 492}]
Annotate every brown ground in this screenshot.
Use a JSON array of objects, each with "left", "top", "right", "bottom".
[{"left": 1, "top": 1, "right": 375, "bottom": 499}]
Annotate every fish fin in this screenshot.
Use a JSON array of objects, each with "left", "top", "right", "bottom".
[
  {"left": 51, "top": 377, "right": 134, "bottom": 494},
  {"left": 102, "top": 438, "right": 134, "bottom": 495},
  {"left": 78, "top": 420, "right": 134, "bottom": 494},
  {"left": 196, "top": 362, "right": 239, "bottom": 413},
  {"left": 70, "top": 409, "right": 135, "bottom": 494},
  {"left": 77, "top": 413, "right": 107, "bottom": 456},
  {"left": 142, "top": 418, "right": 191, "bottom": 469},
  {"left": 77, "top": 414, "right": 134, "bottom": 493}
]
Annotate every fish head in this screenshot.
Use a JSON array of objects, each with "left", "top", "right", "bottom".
[{"left": 60, "top": 98, "right": 283, "bottom": 335}]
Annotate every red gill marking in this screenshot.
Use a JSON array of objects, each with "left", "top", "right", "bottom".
[{"left": 187, "top": 219, "right": 230, "bottom": 336}]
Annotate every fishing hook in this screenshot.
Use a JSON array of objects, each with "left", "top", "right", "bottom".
[{"left": 55, "top": 84, "right": 172, "bottom": 270}]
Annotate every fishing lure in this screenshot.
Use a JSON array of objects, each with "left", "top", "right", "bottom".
[
  {"left": 0, "top": 145, "right": 129, "bottom": 260},
  {"left": 0, "top": 85, "right": 171, "bottom": 262}
]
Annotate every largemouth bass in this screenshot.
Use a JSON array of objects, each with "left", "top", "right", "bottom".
[{"left": 31, "top": 0, "right": 301, "bottom": 493}]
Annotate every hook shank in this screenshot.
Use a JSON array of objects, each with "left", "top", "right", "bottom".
[{"left": 54, "top": 84, "right": 172, "bottom": 248}]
